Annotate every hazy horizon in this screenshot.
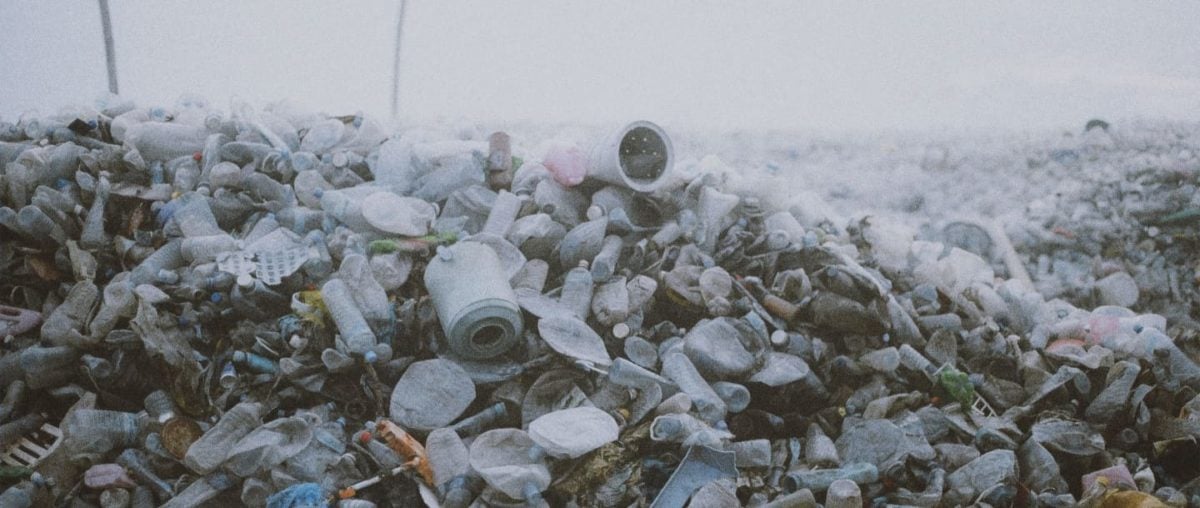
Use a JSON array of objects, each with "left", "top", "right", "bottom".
[{"left": 2, "top": 1, "right": 1198, "bottom": 133}]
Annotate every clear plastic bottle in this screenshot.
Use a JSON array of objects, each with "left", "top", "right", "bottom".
[
  {"left": 118, "top": 448, "right": 174, "bottom": 501},
  {"left": 292, "top": 169, "right": 333, "bottom": 209},
  {"left": 481, "top": 190, "right": 523, "bottom": 237},
  {"left": 276, "top": 206, "right": 330, "bottom": 235},
  {"left": 90, "top": 276, "right": 136, "bottom": 338},
  {"left": 79, "top": 175, "right": 111, "bottom": 249},
  {"left": 300, "top": 119, "right": 346, "bottom": 155},
  {"left": 16, "top": 205, "right": 67, "bottom": 245},
  {"left": 320, "top": 278, "right": 377, "bottom": 356},
  {"left": 184, "top": 401, "right": 264, "bottom": 474},
  {"left": 171, "top": 192, "right": 223, "bottom": 237},
  {"left": 559, "top": 261, "right": 594, "bottom": 321},
  {"left": 338, "top": 254, "right": 394, "bottom": 340},
  {"left": 62, "top": 409, "right": 142, "bottom": 455},
  {"left": 124, "top": 122, "right": 208, "bottom": 162},
  {"left": 661, "top": 352, "right": 726, "bottom": 423},
  {"left": 711, "top": 381, "right": 751, "bottom": 413},
  {"left": 590, "top": 235, "right": 623, "bottom": 283},
  {"left": 159, "top": 472, "right": 236, "bottom": 508},
  {"left": 12, "top": 346, "right": 75, "bottom": 391},
  {"left": 302, "top": 230, "right": 333, "bottom": 279},
  {"left": 557, "top": 217, "right": 607, "bottom": 269},
  {"left": 590, "top": 276, "right": 629, "bottom": 327},
  {"left": 180, "top": 234, "right": 239, "bottom": 263},
  {"left": 39, "top": 280, "right": 99, "bottom": 348}
]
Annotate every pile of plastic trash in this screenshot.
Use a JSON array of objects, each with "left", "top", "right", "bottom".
[{"left": 0, "top": 96, "right": 1198, "bottom": 507}]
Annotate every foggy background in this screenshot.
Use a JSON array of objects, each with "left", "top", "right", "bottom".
[{"left": 2, "top": 1, "right": 1198, "bottom": 132}]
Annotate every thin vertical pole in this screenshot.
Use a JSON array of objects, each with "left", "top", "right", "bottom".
[
  {"left": 98, "top": 0, "right": 119, "bottom": 94},
  {"left": 390, "top": 0, "right": 407, "bottom": 119}
]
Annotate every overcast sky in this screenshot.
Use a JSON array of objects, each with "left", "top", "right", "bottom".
[{"left": 2, "top": 1, "right": 1198, "bottom": 132}]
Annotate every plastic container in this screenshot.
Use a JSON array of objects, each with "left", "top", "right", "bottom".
[
  {"left": 586, "top": 121, "right": 674, "bottom": 193},
  {"left": 424, "top": 242, "right": 523, "bottom": 360}
]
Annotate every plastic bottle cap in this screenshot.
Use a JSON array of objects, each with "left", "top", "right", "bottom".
[
  {"left": 364, "top": 350, "right": 378, "bottom": 363},
  {"left": 210, "top": 292, "right": 223, "bottom": 303},
  {"left": 613, "top": 323, "right": 630, "bottom": 339},
  {"left": 770, "top": 330, "right": 789, "bottom": 347},
  {"left": 192, "top": 152, "right": 202, "bottom": 162}
]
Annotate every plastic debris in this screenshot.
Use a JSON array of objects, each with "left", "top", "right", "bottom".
[{"left": 2, "top": 101, "right": 1199, "bottom": 508}]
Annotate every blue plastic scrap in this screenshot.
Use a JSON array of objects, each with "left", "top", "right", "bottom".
[{"left": 266, "top": 482, "right": 326, "bottom": 508}]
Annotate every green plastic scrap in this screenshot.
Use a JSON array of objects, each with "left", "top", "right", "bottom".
[
  {"left": 937, "top": 366, "right": 975, "bottom": 409},
  {"left": 0, "top": 466, "right": 34, "bottom": 481},
  {"left": 1154, "top": 208, "right": 1200, "bottom": 227},
  {"left": 368, "top": 231, "right": 458, "bottom": 254}
]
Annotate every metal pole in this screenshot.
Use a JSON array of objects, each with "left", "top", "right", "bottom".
[
  {"left": 98, "top": 0, "right": 119, "bottom": 94},
  {"left": 390, "top": 0, "right": 407, "bottom": 119}
]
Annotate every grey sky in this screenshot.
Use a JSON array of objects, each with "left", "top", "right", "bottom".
[{"left": 2, "top": 1, "right": 1198, "bottom": 132}]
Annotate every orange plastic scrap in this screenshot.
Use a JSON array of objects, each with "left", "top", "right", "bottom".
[{"left": 376, "top": 420, "right": 435, "bottom": 487}]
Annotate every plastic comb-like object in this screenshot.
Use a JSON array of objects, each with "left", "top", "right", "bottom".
[{"left": 1, "top": 420, "right": 62, "bottom": 468}]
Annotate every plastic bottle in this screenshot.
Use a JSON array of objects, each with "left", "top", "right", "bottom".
[
  {"left": 712, "top": 381, "right": 751, "bottom": 413},
  {"left": 558, "top": 217, "right": 607, "bottom": 268},
  {"left": 805, "top": 423, "right": 840, "bottom": 467},
  {"left": 317, "top": 187, "right": 376, "bottom": 231},
  {"left": 511, "top": 258, "right": 550, "bottom": 293},
  {"left": 450, "top": 402, "right": 510, "bottom": 438},
  {"left": 79, "top": 175, "right": 111, "bottom": 249},
  {"left": 125, "top": 122, "right": 208, "bottom": 162},
  {"left": 590, "top": 235, "right": 623, "bottom": 283},
  {"left": 781, "top": 462, "right": 878, "bottom": 494},
  {"left": 62, "top": 409, "right": 142, "bottom": 454},
  {"left": 825, "top": 479, "right": 862, "bottom": 508},
  {"left": 118, "top": 448, "right": 174, "bottom": 501},
  {"left": 660, "top": 352, "right": 727, "bottom": 423},
  {"left": 159, "top": 472, "right": 235, "bottom": 508},
  {"left": 320, "top": 278, "right": 377, "bottom": 356},
  {"left": 301, "top": 119, "right": 346, "bottom": 154},
  {"left": 481, "top": 190, "right": 522, "bottom": 237},
  {"left": 184, "top": 401, "right": 264, "bottom": 474},
  {"left": 484, "top": 132, "right": 515, "bottom": 192},
  {"left": 559, "top": 261, "right": 594, "bottom": 321},
  {"left": 292, "top": 169, "right": 333, "bottom": 209},
  {"left": 338, "top": 254, "right": 394, "bottom": 340},
  {"left": 17, "top": 205, "right": 67, "bottom": 245},
  {"left": 39, "top": 281, "right": 99, "bottom": 348}
]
